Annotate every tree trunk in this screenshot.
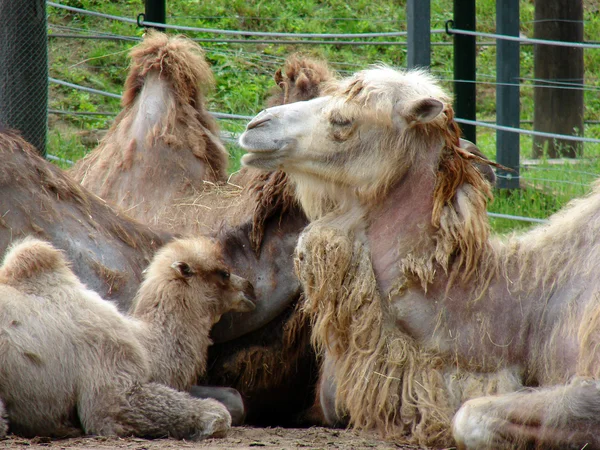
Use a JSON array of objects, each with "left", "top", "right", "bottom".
[{"left": 533, "top": 0, "right": 584, "bottom": 158}]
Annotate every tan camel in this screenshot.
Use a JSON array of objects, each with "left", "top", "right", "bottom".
[
  {"left": 239, "top": 66, "right": 600, "bottom": 449},
  {"left": 0, "top": 235, "right": 254, "bottom": 439},
  {"left": 70, "top": 30, "right": 228, "bottom": 229}
]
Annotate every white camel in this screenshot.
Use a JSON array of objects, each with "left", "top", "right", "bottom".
[{"left": 239, "top": 66, "right": 600, "bottom": 449}]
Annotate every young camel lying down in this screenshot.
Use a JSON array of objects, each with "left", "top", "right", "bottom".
[{"left": 0, "top": 236, "right": 255, "bottom": 439}]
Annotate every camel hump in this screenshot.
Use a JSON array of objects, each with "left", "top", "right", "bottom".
[
  {"left": 122, "top": 29, "right": 214, "bottom": 107},
  {"left": 0, "top": 237, "right": 70, "bottom": 283},
  {"left": 267, "top": 55, "right": 336, "bottom": 107}
]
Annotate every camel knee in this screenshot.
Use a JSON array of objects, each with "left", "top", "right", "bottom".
[
  {"left": 189, "top": 385, "right": 246, "bottom": 426},
  {"left": 452, "top": 397, "right": 497, "bottom": 450}
]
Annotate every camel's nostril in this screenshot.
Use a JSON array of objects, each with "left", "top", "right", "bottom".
[{"left": 247, "top": 114, "right": 272, "bottom": 130}]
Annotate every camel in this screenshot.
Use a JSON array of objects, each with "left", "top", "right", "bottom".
[
  {"left": 239, "top": 65, "right": 600, "bottom": 449},
  {"left": 70, "top": 30, "right": 228, "bottom": 230},
  {"left": 0, "top": 235, "right": 256, "bottom": 439}
]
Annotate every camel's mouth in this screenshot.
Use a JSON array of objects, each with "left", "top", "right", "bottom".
[
  {"left": 240, "top": 140, "right": 293, "bottom": 170},
  {"left": 241, "top": 149, "right": 278, "bottom": 167}
]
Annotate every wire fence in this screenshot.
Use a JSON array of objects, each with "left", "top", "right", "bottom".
[{"left": 42, "top": 1, "right": 600, "bottom": 226}]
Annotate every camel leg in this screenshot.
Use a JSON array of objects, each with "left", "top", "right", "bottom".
[
  {"left": 189, "top": 385, "right": 246, "bottom": 426},
  {"left": 452, "top": 377, "right": 600, "bottom": 450},
  {"left": 79, "top": 382, "right": 231, "bottom": 440},
  {"left": 318, "top": 354, "right": 348, "bottom": 428}
]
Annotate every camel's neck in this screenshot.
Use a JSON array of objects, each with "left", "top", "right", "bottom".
[
  {"left": 366, "top": 156, "right": 438, "bottom": 295},
  {"left": 132, "top": 287, "right": 214, "bottom": 391}
]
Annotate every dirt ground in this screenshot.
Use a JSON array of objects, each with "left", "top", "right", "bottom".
[{"left": 0, "top": 427, "right": 431, "bottom": 450}]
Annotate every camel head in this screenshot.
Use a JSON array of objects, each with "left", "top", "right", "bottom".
[
  {"left": 239, "top": 66, "right": 453, "bottom": 219},
  {"left": 133, "top": 237, "right": 256, "bottom": 323}
]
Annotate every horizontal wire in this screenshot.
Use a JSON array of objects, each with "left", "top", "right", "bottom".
[
  {"left": 49, "top": 77, "right": 122, "bottom": 99},
  {"left": 455, "top": 118, "right": 600, "bottom": 144},
  {"left": 447, "top": 26, "right": 600, "bottom": 50},
  {"left": 487, "top": 212, "right": 548, "bottom": 224},
  {"left": 495, "top": 173, "right": 591, "bottom": 187},
  {"left": 48, "top": 1, "right": 447, "bottom": 40}
]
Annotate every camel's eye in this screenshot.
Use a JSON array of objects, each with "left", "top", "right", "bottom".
[
  {"left": 329, "top": 111, "right": 352, "bottom": 127},
  {"left": 329, "top": 112, "right": 354, "bottom": 142},
  {"left": 218, "top": 270, "right": 230, "bottom": 280}
]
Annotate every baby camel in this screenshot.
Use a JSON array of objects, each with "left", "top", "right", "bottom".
[
  {"left": 0, "top": 236, "right": 255, "bottom": 439},
  {"left": 131, "top": 237, "right": 256, "bottom": 391}
]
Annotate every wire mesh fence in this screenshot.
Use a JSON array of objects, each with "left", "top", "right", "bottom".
[{"left": 0, "top": 0, "right": 48, "bottom": 154}]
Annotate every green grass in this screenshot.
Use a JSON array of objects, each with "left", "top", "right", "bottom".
[{"left": 46, "top": 0, "right": 600, "bottom": 233}]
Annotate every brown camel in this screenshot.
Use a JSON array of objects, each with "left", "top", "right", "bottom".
[
  {"left": 70, "top": 30, "right": 228, "bottom": 230},
  {"left": 239, "top": 65, "right": 600, "bottom": 449},
  {"left": 0, "top": 236, "right": 256, "bottom": 439}
]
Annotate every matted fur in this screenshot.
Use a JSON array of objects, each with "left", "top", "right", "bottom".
[
  {"left": 70, "top": 31, "right": 228, "bottom": 227},
  {"left": 296, "top": 224, "right": 520, "bottom": 446}
]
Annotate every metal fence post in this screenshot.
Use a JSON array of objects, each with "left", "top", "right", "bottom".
[
  {"left": 496, "top": 0, "right": 520, "bottom": 189},
  {"left": 407, "top": 0, "right": 430, "bottom": 69},
  {"left": 453, "top": 0, "right": 476, "bottom": 143},
  {"left": 0, "top": 0, "right": 47, "bottom": 155},
  {"left": 145, "top": 0, "right": 166, "bottom": 31}
]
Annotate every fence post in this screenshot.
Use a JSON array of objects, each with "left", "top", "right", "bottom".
[
  {"left": 407, "top": 0, "right": 430, "bottom": 69},
  {"left": 145, "top": 0, "right": 166, "bottom": 31},
  {"left": 496, "top": 0, "right": 520, "bottom": 189},
  {"left": 453, "top": 0, "right": 476, "bottom": 143},
  {"left": 532, "top": 0, "right": 584, "bottom": 158},
  {"left": 0, "top": 0, "right": 47, "bottom": 155}
]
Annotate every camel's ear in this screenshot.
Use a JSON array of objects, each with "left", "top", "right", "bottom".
[
  {"left": 399, "top": 97, "right": 444, "bottom": 126},
  {"left": 171, "top": 261, "right": 195, "bottom": 278}
]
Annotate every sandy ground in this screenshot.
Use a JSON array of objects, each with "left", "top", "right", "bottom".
[{"left": 0, "top": 427, "right": 431, "bottom": 450}]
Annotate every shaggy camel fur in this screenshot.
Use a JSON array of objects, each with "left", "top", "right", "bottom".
[
  {"left": 266, "top": 54, "right": 336, "bottom": 107},
  {"left": 0, "top": 236, "right": 255, "bottom": 438},
  {"left": 240, "top": 66, "right": 600, "bottom": 449},
  {"left": 70, "top": 31, "right": 228, "bottom": 229}
]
